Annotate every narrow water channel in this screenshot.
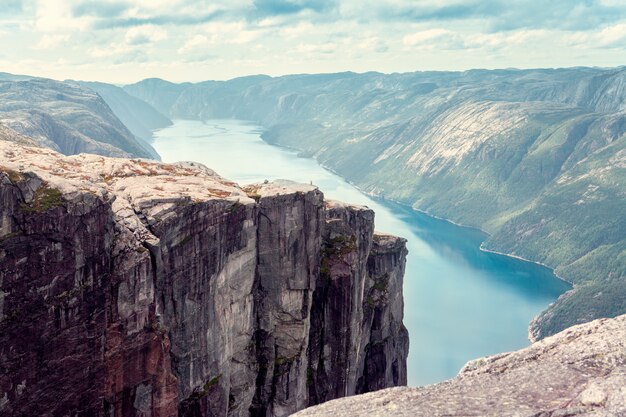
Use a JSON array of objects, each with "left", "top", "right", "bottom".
[{"left": 152, "top": 119, "right": 571, "bottom": 386}]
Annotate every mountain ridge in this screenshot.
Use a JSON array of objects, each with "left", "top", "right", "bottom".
[
  {"left": 0, "top": 74, "right": 165, "bottom": 159},
  {"left": 122, "top": 66, "right": 626, "bottom": 339},
  {"left": 0, "top": 139, "right": 408, "bottom": 417}
]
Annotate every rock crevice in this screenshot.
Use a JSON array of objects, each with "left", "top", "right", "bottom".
[{"left": 0, "top": 142, "right": 408, "bottom": 417}]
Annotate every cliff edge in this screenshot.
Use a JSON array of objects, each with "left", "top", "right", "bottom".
[
  {"left": 0, "top": 141, "right": 408, "bottom": 417},
  {"left": 294, "top": 314, "right": 626, "bottom": 417}
]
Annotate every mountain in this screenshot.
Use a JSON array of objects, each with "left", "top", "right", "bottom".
[
  {"left": 124, "top": 67, "right": 626, "bottom": 339},
  {"left": 0, "top": 77, "right": 159, "bottom": 159},
  {"left": 0, "top": 72, "right": 35, "bottom": 81},
  {"left": 77, "top": 81, "right": 172, "bottom": 142},
  {"left": 0, "top": 139, "right": 408, "bottom": 416},
  {"left": 294, "top": 314, "right": 626, "bottom": 417}
]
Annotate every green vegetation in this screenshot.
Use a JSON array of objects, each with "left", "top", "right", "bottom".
[
  {"left": 320, "top": 234, "right": 358, "bottom": 282},
  {"left": 20, "top": 184, "right": 64, "bottom": 213},
  {"left": 0, "top": 231, "right": 22, "bottom": 242},
  {"left": 306, "top": 366, "right": 315, "bottom": 385},
  {"left": 372, "top": 274, "right": 389, "bottom": 292},
  {"left": 179, "top": 235, "right": 193, "bottom": 246},
  {"left": 274, "top": 355, "right": 297, "bottom": 366},
  {"left": 188, "top": 374, "right": 222, "bottom": 400},
  {"left": 536, "top": 281, "right": 626, "bottom": 337},
  {"left": 226, "top": 201, "right": 244, "bottom": 213},
  {"left": 126, "top": 67, "right": 626, "bottom": 338}
]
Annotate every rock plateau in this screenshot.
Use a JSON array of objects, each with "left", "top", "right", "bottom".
[
  {"left": 294, "top": 314, "right": 626, "bottom": 417},
  {"left": 0, "top": 140, "right": 408, "bottom": 417}
]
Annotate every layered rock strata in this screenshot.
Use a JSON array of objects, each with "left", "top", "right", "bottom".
[
  {"left": 294, "top": 314, "right": 626, "bottom": 417},
  {"left": 0, "top": 141, "right": 408, "bottom": 417}
]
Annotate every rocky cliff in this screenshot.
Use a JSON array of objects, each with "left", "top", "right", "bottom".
[
  {"left": 0, "top": 77, "right": 159, "bottom": 159},
  {"left": 294, "top": 314, "right": 626, "bottom": 417},
  {"left": 0, "top": 140, "right": 408, "bottom": 417},
  {"left": 124, "top": 67, "right": 626, "bottom": 338},
  {"left": 77, "top": 81, "right": 172, "bottom": 143}
]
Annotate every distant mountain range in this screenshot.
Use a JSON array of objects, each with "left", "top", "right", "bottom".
[
  {"left": 122, "top": 67, "right": 626, "bottom": 339},
  {"left": 0, "top": 76, "right": 166, "bottom": 159},
  {"left": 0, "top": 67, "right": 623, "bottom": 340}
]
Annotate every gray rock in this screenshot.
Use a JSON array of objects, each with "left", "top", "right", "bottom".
[
  {"left": 294, "top": 314, "right": 626, "bottom": 417},
  {"left": 0, "top": 142, "right": 408, "bottom": 417},
  {"left": 0, "top": 78, "right": 158, "bottom": 159}
]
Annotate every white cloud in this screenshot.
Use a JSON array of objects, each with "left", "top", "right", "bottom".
[
  {"left": 466, "top": 30, "right": 548, "bottom": 49},
  {"left": 403, "top": 29, "right": 453, "bottom": 45},
  {"left": 178, "top": 34, "right": 210, "bottom": 54},
  {"left": 0, "top": 0, "right": 624, "bottom": 83},
  {"left": 565, "top": 24, "right": 626, "bottom": 49},
  {"left": 281, "top": 22, "right": 315, "bottom": 38},
  {"left": 35, "top": 0, "right": 92, "bottom": 32},
  {"left": 596, "top": 23, "right": 626, "bottom": 47},
  {"left": 33, "top": 34, "right": 70, "bottom": 49},
  {"left": 357, "top": 36, "right": 388, "bottom": 53},
  {"left": 125, "top": 26, "right": 168, "bottom": 45},
  {"left": 90, "top": 43, "right": 134, "bottom": 59},
  {"left": 178, "top": 21, "right": 262, "bottom": 54},
  {"left": 403, "top": 29, "right": 463, "bottom": 50},
  {"left": 295, "top": 43, "right": 337, "bottom": 54}
]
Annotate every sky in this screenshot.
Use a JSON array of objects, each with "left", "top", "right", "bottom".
[{"left": 0, "top": 0, "right": 625, "bottom": 84}]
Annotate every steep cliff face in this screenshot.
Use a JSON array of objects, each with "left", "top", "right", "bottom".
[
  {"left": 0, "top": 77, "right": 159, "bottom": 159},
  {"left": 123, "top": 67, "right": 626, "bottom": 338},
  {"left": 0, "top": 141, "right": 408, "bottom": 417},
  {"left": 307, "top": 202, "right": 408, "bottom": 407},
  {"left": 294, "top": 314, "right": 626, "bottom": 417}
]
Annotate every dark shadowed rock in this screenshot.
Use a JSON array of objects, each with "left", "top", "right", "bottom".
[
  {"left": 0, "top": 141, "right": 408, "bottom": 417},
  {"left": 294, "top": 314, "right": 626, "bottom": 417},
  {"left": 0, "top": 78, "right": 158, "bottom": 159}
]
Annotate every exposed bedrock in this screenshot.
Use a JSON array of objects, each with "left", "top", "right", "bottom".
[
  {"left": 294, "top": 314, "right": 626, "bottom": 417},
  {"left": 0, "top": 142, "right": 408, "bottom": 417}
]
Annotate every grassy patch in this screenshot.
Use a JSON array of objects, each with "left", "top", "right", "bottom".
[
  {"left": 0, "top": 231, "right": 22, "bottom": 242},
  {"left": 20, "top": 184, "right": 64, "bottom": 212},
  {"left": 274, "top": 355, "right": 296, "bottom": 366},
  {"left": 372, "top": 273, "right": 389, "bottom": 292},
  {"left": 188, "top": 374, "right": 222, "bottom": 400},
  {"left": 179, "top": 235, "right": 193, "bottom": 246}
]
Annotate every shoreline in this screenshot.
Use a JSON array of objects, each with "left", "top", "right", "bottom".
[
  {"left": 258, "top": 129, "right": 576, "bottom": 344},
  {"left": 159, "top": 120, "right": 575, "bottom": 344},
  {"left": 229, "top": 122, "right": 574, "bottom": 287}
]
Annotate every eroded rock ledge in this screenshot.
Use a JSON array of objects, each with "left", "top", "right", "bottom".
[
  {"left": 294, "top": 314, "right": 626, "bottom": 417},
  {"left": 0, "top": 141, "right": 408, "bottom": 417}
]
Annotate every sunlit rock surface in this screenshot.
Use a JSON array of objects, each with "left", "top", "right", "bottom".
[
  {"left": 294, "top": 314, "right": 626, "bottom": 417},
  {"left": 0, "top": 78, "right": 158, "bottom": 159},
  {"left": 0, "top": 141, "right": 407, "bottom": 417}
]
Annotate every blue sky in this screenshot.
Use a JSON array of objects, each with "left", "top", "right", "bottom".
[{"left": 1, "top": 0, "right": 625, "bottom": 83}]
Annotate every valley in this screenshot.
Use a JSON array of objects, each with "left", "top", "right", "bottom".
[{"left": 151, "top": 119, "right": 571, "bottom": 386}]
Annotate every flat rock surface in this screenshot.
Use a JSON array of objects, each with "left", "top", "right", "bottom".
[
  {"left": 294, "top": 314, "right": 626, "bottom": 417},
  {"left": 0, "top": 140, "right": 410, "bottom": 417},
  {"left": 0, "top": 140, "right": 251, "bottom": 207}
]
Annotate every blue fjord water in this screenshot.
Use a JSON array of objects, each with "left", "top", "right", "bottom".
[{"left": 152, "top": 119, "right": 571, "bottom": 387}]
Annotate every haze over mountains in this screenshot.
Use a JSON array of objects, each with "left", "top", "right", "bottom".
[
  {"left": 0, "top": 66, "right": 623, "bottom": 341},
  {"left": 123, "top": 67, "right": 626, "bottom": 339},
  {"left": 0, "top": 66, "right": 624, "bottom": 416},
  {"left": 0, "top": 76, "right": 161, "bottom": 159}
]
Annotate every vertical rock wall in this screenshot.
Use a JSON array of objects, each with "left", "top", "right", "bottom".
[
  {"left": 0, "top": 148, "right": 408, "bottom": 417},
  {"left": 307, "top": 201, "right": 408, "bottom": 406}
]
